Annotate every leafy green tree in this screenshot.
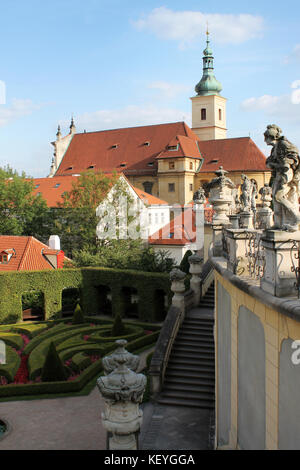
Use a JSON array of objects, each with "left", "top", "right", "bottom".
[
  {"left": 179, "top": 250, "right": 193, "bottom": 274},
  {"left": 0, "top": 166, "right": 51, "bottom": 240},
  {"left": 52, "top": 170, "right": 131, "bottom": 257}
]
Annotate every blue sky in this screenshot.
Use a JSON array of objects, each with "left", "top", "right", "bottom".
[{"left": 0, "top": 0, "right": 300, "bottom": 177}]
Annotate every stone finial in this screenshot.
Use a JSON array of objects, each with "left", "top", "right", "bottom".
[
  {"left": 188, "top": 253, "right": 203, "bottom": 265},
  {"left": 193, "top": 187, "right": 206, "bottom": 205},
  {"left": 169, "top": 268, "right": 186, "bottom": 282},
  {"left": 207, "top": 166, "right": 236, "bottom": 224},
  {"left": 102, "top": 339, "right": 140, "bottom": 374}
]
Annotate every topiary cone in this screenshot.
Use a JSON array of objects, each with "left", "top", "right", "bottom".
[
  {"left": 111, "top": 312, "right": 126, "bottom": 337},
  {"left": 41, "top": 341, "right": 67, "bottom": 382},
  {"left": 72, "top": 302, "right": 85, "bottom": 324}
]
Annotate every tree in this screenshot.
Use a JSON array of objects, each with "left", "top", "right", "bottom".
[
  {"left": 0, "top": 166, "right": 51, "bottom": 241},
  {"left": 111, "top": 312, "right": 126, "bottom": 337},
  {"left": 51, "top": 170, "right": 128, "bottom": 257}
]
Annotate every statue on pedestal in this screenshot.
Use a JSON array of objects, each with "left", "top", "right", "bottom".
[{"left": 264, "top": 124, "right": 300, "bottom": 232}]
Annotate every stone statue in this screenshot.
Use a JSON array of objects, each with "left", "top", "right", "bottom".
[
  {"left": 259, "top": 184, "right": 272, "bottom": 209},
  {"left": 264, "top": 124, "right": 300, "bottom": 231},
  {"left": 250, "top": 179, "right": 258, "bottom": 213},
  {"left": 240, "top": 174, "right": 252, "bottom": 212}
]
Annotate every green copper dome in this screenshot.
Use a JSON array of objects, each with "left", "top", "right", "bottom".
[{"left": 195, "top": 32, "right": 222, "bottom": 96}]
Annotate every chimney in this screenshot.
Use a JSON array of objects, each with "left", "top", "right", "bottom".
[{"left": 48, "top": 235, "right": 61, "bottom": 251}]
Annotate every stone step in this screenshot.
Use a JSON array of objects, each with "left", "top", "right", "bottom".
[
  {"left": 177, "top": 328, "right": 213, "bottom": 337},
  {"left": 170, "top": 351, "right": 215, "bottom": 361},
  {"left": 173, "top": 344, "right": 215, "bottom": 354},
  {"left": 164, "top": 375, "right": 215, "bottom": 387},
  {"left": 161, "top": 387, "right": 214, "bottom": 399},
  {"left": 176, "top": 333, "right": 214, "bottom": 342},
  {"left": 181, "top": 325, "right": 214, "bottom": 333},
  {"left": 168, "top": 361, "right": 215, "bottom": 372},
  {"left": 163, "top": 382, "right": 214, "bottom": 394},
  {"left": 156, "top": 396, "right": 215, "bottom": 409}
]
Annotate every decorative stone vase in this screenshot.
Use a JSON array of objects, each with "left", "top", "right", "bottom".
[
  {"left": 207, "top": 167, "right": 236, "bottom": 225},
  {"left": 188, "top": 253, "right": 203, "bottom": 306},
  {"left": 170, "top": 269, "right": 186, "bottom": 311},
  {"left": 97, "top": 355, "right": 146, "bottom": 450},
  {"left": 102, "top": 339, "right": 140, "bottom": 374}
]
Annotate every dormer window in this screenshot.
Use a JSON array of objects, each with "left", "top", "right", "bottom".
[
  {"left": 120, "top": 162, "right": 127, "bottom": 168},
  {"left": 167, "top": 145, "right": 178, "bottom": 151},
  {"left": 35, "top": 184, "right": 40, "bottom": 189},
  {"left": 66, "top": 166, "right": 73, "bottom": 171},
  {"left": 87, "top": 165, "right": 95, "bottom": 169},
  {"left": 0, "top": 254, "right": 8, "bottom": 263},
  {"left": 143, "top": 141, "right": 150, "bottom": 146},
  {"left": 111, "top": 144, "right": 118, "bottom": 149},
  {"left": 147, "top": 162, "right": 154, "bottom": 166},
  {"left": 54, "top": 183, "right": 60, "bottom": 188},
  {"left": 210, "top": 159, "right": 219, "bottom": 164}
]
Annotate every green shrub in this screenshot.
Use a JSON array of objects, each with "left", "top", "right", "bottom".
[
  {"left": 111, "top": 313, "right": 126, "bottom": 337},
  {"left": 41, "top": 342, "right": 67, "bottom": 382},
  {"left": 72, "top": 303, "right": 85, "bottom": 325},
  {"left": 0, "top": 346, "right": 21, "bottom": 383}
]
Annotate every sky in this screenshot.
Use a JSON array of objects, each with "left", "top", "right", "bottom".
[{"left": 0, "top": 0, "right": 300, "bottom": 177}]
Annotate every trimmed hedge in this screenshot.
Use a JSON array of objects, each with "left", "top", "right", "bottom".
[
  {"left": 0, "top": 266, "right": 171, "bottom": 324},
  {"left": 0, "top": 333, "right": 23, "bottom": 350}
]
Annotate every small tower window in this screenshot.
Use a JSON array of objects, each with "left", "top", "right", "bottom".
[
  {"left": 143, "top": 181, "right": 153, "bottom": 194},
  {"left": 168, "top": 183, "right": 175, "bottom": 193},
  {"left": 169, "top": 162, "right": 175, "bottom": 170},
  {"left": 189, "top": 162, "right": 193, "bottom": 170},
  {"left": 201, "top": 108, "right": 206, "bottom": 121},
  {"left": 219, "top": 109, "right": 222, "bottom": 120},
  {"left": 190, "top": 184, "right": 193, "bottom": 191}
]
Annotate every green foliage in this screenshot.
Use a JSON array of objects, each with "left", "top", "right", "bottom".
[
  {"left": 41, "top": 342, "right": 67, "bottom": 382},
  {"left": 73, "top": 240, "right": 176, "bottom": 273},
  {"left": 0, "top": 345, "right": 21, "bottom": 382},
  {"left": 179, "top": 250, "right": 193, "bottom": 274},
  {"left": 22, "top": 291, "right": 44, "bottom": 311},
  {"left": 0, "top": 166, "right": 52, "bottom": 241},
  {"left": 111, "top": 313, "right": 126, "bottom": 337},
  {"left": 72, "top": 303, "right": 85, "bottom": 324}
]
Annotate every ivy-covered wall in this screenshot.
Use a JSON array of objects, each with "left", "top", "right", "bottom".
[{"left": 0, "top": 267, "right": 171, "bottom": 324}]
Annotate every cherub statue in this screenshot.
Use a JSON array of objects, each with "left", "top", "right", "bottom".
[{"left": 264, "top": 124, "right": 300, "bottom": 231}]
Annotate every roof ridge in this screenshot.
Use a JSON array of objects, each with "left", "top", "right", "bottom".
[{"left": 75, "top": 121, "right": 185, "bottom": 136}]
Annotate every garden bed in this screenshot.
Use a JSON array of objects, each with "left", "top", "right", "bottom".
[{"left": 0, "top": 317, "right": 160, "bottom": 399}]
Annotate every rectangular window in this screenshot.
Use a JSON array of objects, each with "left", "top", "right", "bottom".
[
  {"left": 190, "top": 184, "right": 193, "bottom": 191},
  {"left": 189, "top": 162, "right": 193, "bottom": 170},
  {"left": 219, "top": 109, "right": 222, "bottom": 120},
  {"left": 169, "top": 162, "right": 175, "bottom": 170},
  {"left": 201, "top": 108, "right": 206, "bottom": 120},
  {"left": 168, "top": 183, "right": 175, "bottom": 192},
  {"left": 155, "top": 213, "right": 158, "bottom": 224}
]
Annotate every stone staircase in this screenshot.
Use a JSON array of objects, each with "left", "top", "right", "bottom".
[{"left": 157, "top": 282, "right": 215, "bottom": 409}]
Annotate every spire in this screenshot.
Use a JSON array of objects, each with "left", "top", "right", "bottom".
[
  {"left": 69, "top": 116, "right": 76, "bottom": 134},
  {"left": 195, "top": 30, "right": 222, "bottom": 96},
  {"left": 56, "top": 124, "right": 61, "bottom": 140}
]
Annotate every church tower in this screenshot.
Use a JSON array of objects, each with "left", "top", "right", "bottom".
[{"left": 191, "top": 30, "right": 227, "bottom": 141}]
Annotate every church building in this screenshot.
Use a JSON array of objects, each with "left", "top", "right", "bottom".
[{"left": 47, "top": 32, "right": 271, "bottom": 206}]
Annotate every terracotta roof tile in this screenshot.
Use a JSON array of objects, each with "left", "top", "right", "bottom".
[
  {"left": 0, "top": 236, "right": 62, "bottom": 271},
  {"left": 198, "top": 137, "right": 268, "bottom": 173},
  {"left": 32, "top": 176, "right": 79, "bottom": 207}
]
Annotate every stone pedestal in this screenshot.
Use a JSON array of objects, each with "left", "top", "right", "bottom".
[
  {"left": 226, "top": 229, "right": 251, "bottom": 275},
  {"left": 257, "top": 207, "right": 273, "bottom": 230},
  {"left": 188, "top": 253, "right": 203, "bottom": 306},
  {"left": 170, "top": 269, "right": 186, "bottom": 311},
  {"left": 261, "top": 230, "right": 300, "bottom": 297},
  {"left": 229, "top": 214, "right": 239, "bottom": 229},
  {"left": 239, "top": 211, "right": 253, "bottom": 229},
  {"left": 212, "top": 223, "right": 230, "bottom": 257}
]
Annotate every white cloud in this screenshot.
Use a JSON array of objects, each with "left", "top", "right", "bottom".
[
  {"left": 68, "top": 105, "right": 191, "bottom": 132},
  {"left": 0, "top": 98, "right": 41, "bottom": 127},
  {"left": 148, "top": 81, "right": 190, "bottom": 99},
  {"left": 284, "top": 44, "right": 300, "bottom": 64},
  {"left": 133, "top": 7, "right": 264, "bottom": 48},
  {"left": 241, "top": 82, "right": 300, "bottom": 120}
]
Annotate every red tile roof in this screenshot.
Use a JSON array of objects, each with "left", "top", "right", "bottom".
[
  {"left": 149, "top": 205, "right": 213, "bottom": 246},
  {"left": 0, "top": 236, "right": 62, "bottom": 271},
  {"left": 54, "top": 122, "right": 199, "bottom": 177},
  {"left": 32, "top": 176, "right": 79, "bottom": 207},
  {"left": 198, "top": 137, "right": 268, "bottom": 173},
  {"left": 54, "top": 123, "right": 268, "bottom": 177}
]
